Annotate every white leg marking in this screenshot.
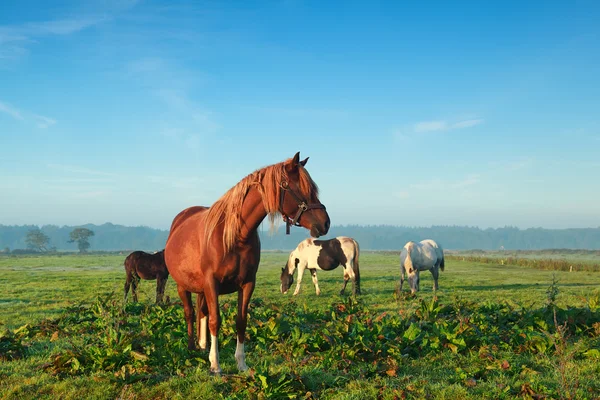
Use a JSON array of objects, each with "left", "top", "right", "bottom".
[
  {"left": 293, "top": 265, "right": 305, "bottom": 296},
  {"left": 199, "top": 316, "right": 207, "bottom": 350},
  {"left": 311, "top": 270, "right": 321, "bottom": 295},
  {"left": 235, "top": 338, "right": 248, "bottom": 372},
  {"left": 209, "top": 334, "right": 221, "bottom": 374}
]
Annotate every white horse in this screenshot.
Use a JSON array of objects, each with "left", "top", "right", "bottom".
[
  {"left": 400, "top": 239, "right": 445, "bottom": 294},
  {"left": 280, "top": 236, "right": 361, "bottom": 296}
]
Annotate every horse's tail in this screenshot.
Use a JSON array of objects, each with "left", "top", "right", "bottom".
[
  {"left": 350, "top": 239, "right": 361, "bottom": 295},
  {"left": 354, "top": 240, "right": 360, "bottom": 280},
  {"left": 440, "top": 254, "right": 445, "bottom": 272}
]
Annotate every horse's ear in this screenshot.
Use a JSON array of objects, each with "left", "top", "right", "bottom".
[
  {"left": 285, "top": 152, "right": 301, "bottom": 173},
  {"left": 281, "top": 267, "right": 285, "bottom": 272},
  {"left": 300, "top": 157, "right": 309, "bottom": 167}
]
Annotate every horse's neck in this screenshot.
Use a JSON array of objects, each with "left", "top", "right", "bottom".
[{"left": 237, "top": 186, "right": 268, "bottom": 243}]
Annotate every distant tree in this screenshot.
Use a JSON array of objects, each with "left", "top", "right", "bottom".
[
  {"left": 2, "top": 247, "right": 9, "bottom": 254},
  {"left": 68, "top": 228, "right": 95, "bottom": 253},
  {"left": 26, "top": 229, "right": 50, "bottom": 252}
]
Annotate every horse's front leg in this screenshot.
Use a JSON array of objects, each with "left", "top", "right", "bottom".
[
  {"left": 205, "top": 279, "right": 222, "bottom": 374},
  {"left": 293, "top": 264, "right": 306, "bottom": 296},
  {"left": 235, "top": 282, "right": 255, "bottom": 372},
  {"left": 309, "top": 269, "right": 321, "bottom": 295},
  {"left": 399, "top": 264, "right": 405, "bottom": 291},
  {"left": 177, "top": 285, "right": 195, "bottom": 350}
]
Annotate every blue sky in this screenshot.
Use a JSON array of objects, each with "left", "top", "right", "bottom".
[{"left": 1, "top": 0, "right": 599, "bottom": 230}]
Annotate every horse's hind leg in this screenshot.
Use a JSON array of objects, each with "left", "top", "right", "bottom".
[
  {"left": 155, "top": 277, "right": 167, "bottom": 304},
  {"left": 340, "top": 277, "right": 349, "bottom": 295},
  {"left": 131, "top": 275, "right": 140, "bottom": 302},
  {"left": 124, "top": 272, "right": 132, "bottom": 302},
  {"left": 196, "top": 293, "right": 208, "bottom": 350},
  {"left": 177, "top": 285, "right": 195, "bottom": 351},
  {"left": 352, "top": 263, "right": 361, "bottom": 295},
  {"left": 431, "top": 266, "right": 440, "bottom": 291}
]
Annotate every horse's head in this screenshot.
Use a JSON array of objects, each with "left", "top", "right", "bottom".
[
  {"left": 280, "top": 152, "right": 330, "bottom": 238},
  {"left": 408, "top": 270, "right": 420, "bottom": 294},
  {"left": 280, "top": 266, "right": 294, "bottom": 294},
  {"left": 404, "top": 248, "right": 420, "bottom": 294}
]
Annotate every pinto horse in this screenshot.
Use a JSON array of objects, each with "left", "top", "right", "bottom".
[
  {"left": 400, "top": 239, "right": 445, "bottom": 294},
  {"left": 165, "top": 152, "right": 330, "bottom": 374},
  {"left": 280, "top": 236, "right": 361, "bottom": 296},
  {"left": 123, "top": 250, "right": 169, "bottom": 303}
]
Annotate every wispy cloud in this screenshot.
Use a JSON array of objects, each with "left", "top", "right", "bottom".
[
  {"left": 408, "top": 174, "right": 481, "bottom": 192},
  {"left": 451, "top": 174, "right": 481, "bottom": 189},
  {"left": 47, "top": 163, "right": 117, "bottom": 177},
  {"left": 395, "top": 117, "right": 484, "bottom": 141},
  {"left": 0, "top": 100, "right": 56, "bottom": 129},
  {"left": 414, "top": 120, "right": 448, "bottom": 133},
  {"left": 0, "top": 1, "right": 140, "bottom": 63},
  {"left": 127, "top": 58, "right": 221, "bottom": 150},
  {"left": 488, "top": 158, "right": 534, "bottom": 172},
  {"left": 414, "top": 118, "right": 484, "bottom": 133},
  {"left": 0, "top": 101, "right": 24, "bottom": 120},
  {"left": 393, "top": 191, "right": 409, "bottom": 199}
]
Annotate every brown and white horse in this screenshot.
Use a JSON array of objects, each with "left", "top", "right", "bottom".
[
  {"left": 165, "top": 152, "right": 329, "bottom": 374},
  {"left": 280, "top": 236, "right": 361, "bottom": 296},
  {"left": 123, "top": 250, "right": 169, "bottom": 303}
]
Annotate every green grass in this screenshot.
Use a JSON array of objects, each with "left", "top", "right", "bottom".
[{"left": 1, "top": 252, "right": 600, "bottom": 399}]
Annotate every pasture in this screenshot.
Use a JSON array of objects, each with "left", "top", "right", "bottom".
[{"left": 1, "top": 251, "right": 600, "bottom": 399}]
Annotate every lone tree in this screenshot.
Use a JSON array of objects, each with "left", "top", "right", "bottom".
[
  {"left": 26, "top": 229, "right": 50, "bottom": 252},
  {"left": 69, "top": 228, "right": 95, "bottom": 253}
]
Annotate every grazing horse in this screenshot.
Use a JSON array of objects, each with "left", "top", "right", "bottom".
[
  {"left": 165, "top": 152, "right": 330, "bottom": 374},
  {"left": 123, "top": 250, "right": 169, "bottom": 303},
  {"left": 400, "top": 239, "right": 445, "bottom": 294},
  {"left": 280, "top": 236, "right": 361, "bottom": 296}
]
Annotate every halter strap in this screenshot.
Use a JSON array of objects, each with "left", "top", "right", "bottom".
[{"left": 279, "top": 181, "right": 326, "bottom": 234}]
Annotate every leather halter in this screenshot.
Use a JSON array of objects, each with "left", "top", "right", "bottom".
[{"left": 279, "top": 180, "right": 326, "bottom": 234}]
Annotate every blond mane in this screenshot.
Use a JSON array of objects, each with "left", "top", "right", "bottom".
[{"left": 204, "top": 157, "right": 319, "bottom": 253}]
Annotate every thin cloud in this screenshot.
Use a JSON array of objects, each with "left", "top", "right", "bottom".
[
  {"left": 409, "top": 174, "right": 481, "bottom": 191},
  {"left": 0, "top": 101, "right": 24, "bottom": 120},
  {"left": 33, "top": 114, "right": 57, "bottom": 129},
  {"left": 0, "top": 1, "right": 140, "bottom": 63},
  {"left": 407, "top": 117, "right": 484, "bottom": 135},
  {"left": 451, "top": 119, "right": 484, "bottom": 129},
  {"left": 451, "top": 174, "right": 481, "bottom": 189},
  {"left": 414, "top": 121, "right": 448, "bottom": 133},
  {"left": 0, "top": 100, "right": 56, "bottom": 128},
  {"left": 47, "top": 163, "right": 117, "bottom": 177}
]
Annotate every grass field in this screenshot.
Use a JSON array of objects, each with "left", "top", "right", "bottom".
[{"left": 1, "top": 252, "right": 600, "bottom": 399}]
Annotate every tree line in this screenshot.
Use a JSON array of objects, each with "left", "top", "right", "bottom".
[{"left": 1, "top": 223, "right": 600, "bottom": 253}]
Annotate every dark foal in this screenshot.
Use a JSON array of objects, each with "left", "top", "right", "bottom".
[{"left": 124, "top": 249, "right": 169, "bottom": 303}]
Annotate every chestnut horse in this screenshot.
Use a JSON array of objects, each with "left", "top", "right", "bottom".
[
  {"left": 165, "top": 152, "right": 330, "bottom": 374},
  {"left": 123, "top": 250, "right": 169, "bottom": 303}
]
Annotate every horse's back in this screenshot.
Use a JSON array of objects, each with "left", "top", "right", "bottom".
[
  {"left": 401, "top": 240, "right": 438, "bottom": 270},
  {"left": 168, "top": 206, "right": 208, "bottom": 239},
  {"left": 125, "top": 250, "right": 168, "bottom": 279},
  {"left": 337, "top": 236, "right": 359, "bottom": 258},
  {"left": 420, "top": 239, "right": 444, "bottom": 263}
]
